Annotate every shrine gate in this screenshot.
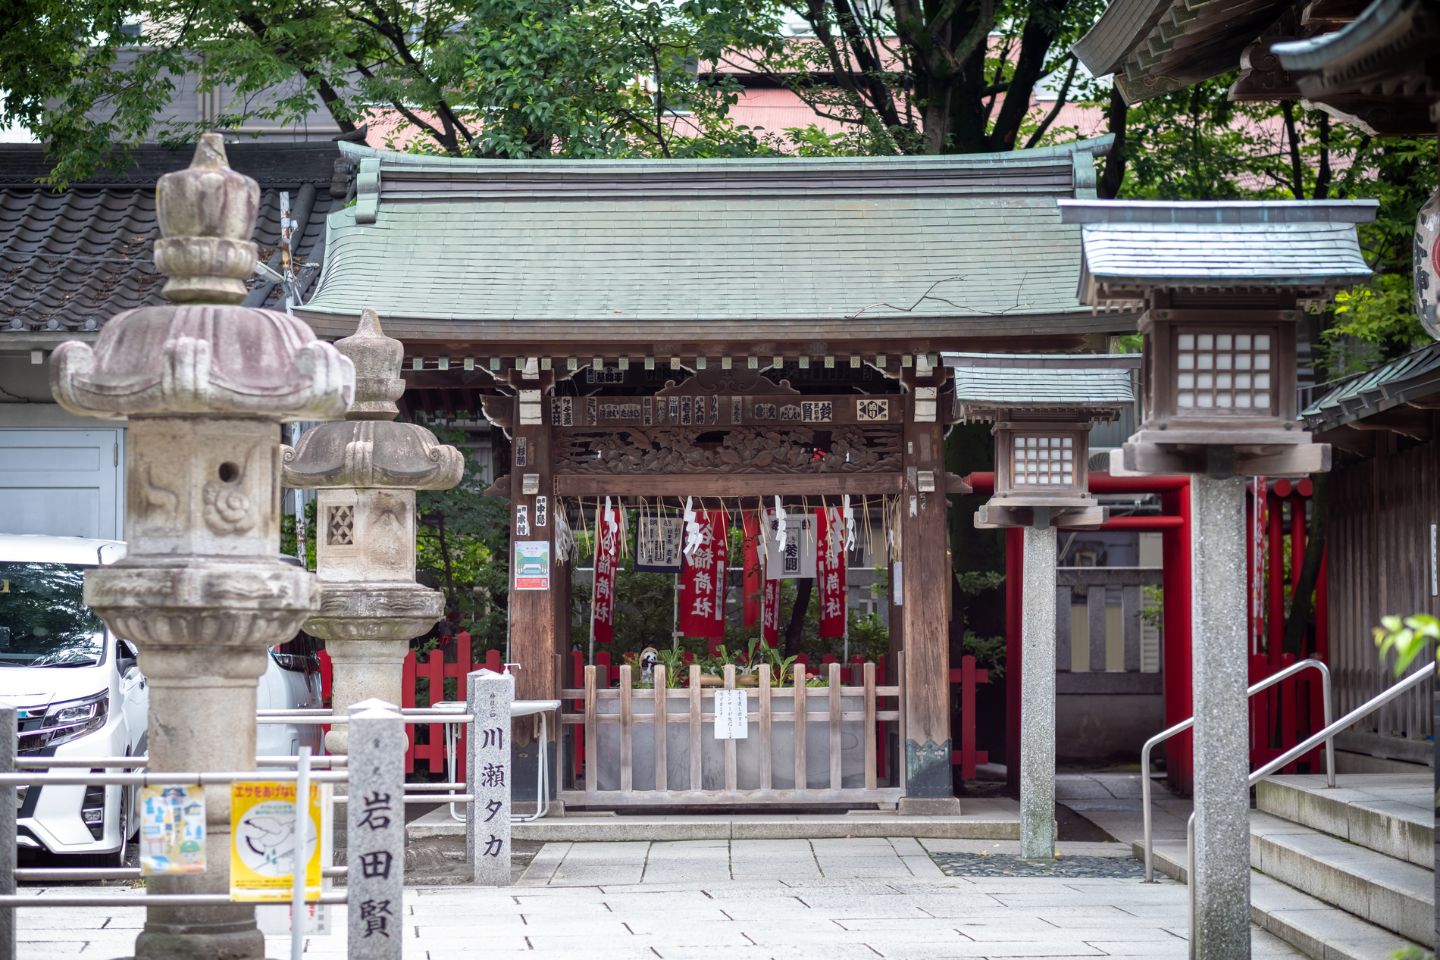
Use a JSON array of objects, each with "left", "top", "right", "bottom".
[{"left": 295, "top": 137, "right": 1129, "bottom": 811}]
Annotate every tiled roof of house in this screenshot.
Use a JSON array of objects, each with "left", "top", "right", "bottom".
[
  {"left": 1302, "top": 341, "right": 1440, "bottom": 432},
  {"left": 294, "top": 137, "right": 1130, "bottom": 346},
  {"left": 0, "top": 142, "right": 347, "bottom": 334}
]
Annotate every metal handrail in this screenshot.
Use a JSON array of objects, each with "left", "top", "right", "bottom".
[
  {"left": 1183, "top": 661, "right": 1435, "bottom": 954},
  {"left": 1141, "top": 657, "right": 1334, "bottom": 881}
]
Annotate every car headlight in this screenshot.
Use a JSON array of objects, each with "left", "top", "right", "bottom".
[{"left": 41, "top": 692, "right": 109, "bottom": 748}]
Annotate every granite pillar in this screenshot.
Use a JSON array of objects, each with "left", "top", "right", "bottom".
[
  {"left": 1020, "top": 523, "right": 1058, "bottom": 859},
  {"left": 345, "top": 700, "right": 406, "bottom": 957},
  {"left": 467, "top": 669, "right": 513, "bottom": 886},
  {"left": 1188, "top": 475, "right": 1250, "bottom": 960}
]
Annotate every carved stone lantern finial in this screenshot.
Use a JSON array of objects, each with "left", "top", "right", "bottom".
[
  {"left": 284, "top": 308, "right": 464, "bottom": 752},
  {"left": 47, "top": 135, "right": 355, "bottom": 960},
  {"left": 335, "top": 307, "right": 406, "bottom": 419},
  {"left": 153, "top": 132, "right": 260, "bottom": 304}
]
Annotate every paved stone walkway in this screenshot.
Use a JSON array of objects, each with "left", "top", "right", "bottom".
[{"left": 18, "top": 837, "right": 1304, "bottom": 959}]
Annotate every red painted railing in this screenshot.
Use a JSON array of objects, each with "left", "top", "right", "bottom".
[
  {"left": 320, "top": 631, "right": 502, "bottom": 777},
  {"left": 948, "top": 655, "right": 991, "bottom": 781}
]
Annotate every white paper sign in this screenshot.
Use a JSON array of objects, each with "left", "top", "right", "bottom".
[
  {"left": 764, "top": 515, "right": 816, "bottom": 579},
  {"left": 257, "top": 902, "right": 332, "bottom": 936},
  {"left": 713, "top": 690, "right": 749, "bottom": 740}
]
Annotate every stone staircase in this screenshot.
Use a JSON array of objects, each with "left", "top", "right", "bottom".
[{"left": 1146, "top": 773, "right": 1435, "bottom": 960}]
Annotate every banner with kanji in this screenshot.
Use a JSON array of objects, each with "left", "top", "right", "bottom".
[
  {"left": 591, "top": 498, "right": 621, "bottom": 645},
  {"left": 761, "top": 577, "right": 781, "bottom": 646},
  {"left": 816, "top": 507, "right": 847, "bottom": 639},
  {"left": 678, "top": 509, "right": 727, "bottom": 639},
  {"left": 741, "top": 511, "right": 763, "bottom": 627}
]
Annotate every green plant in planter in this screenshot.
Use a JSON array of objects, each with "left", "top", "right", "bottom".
[{"left": 655, "top": 647, "right": 687, "bottom": 688}]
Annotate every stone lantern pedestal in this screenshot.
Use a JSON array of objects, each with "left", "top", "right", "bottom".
[
  {"left": 944, "top": 352, "right": 1137, "bottom": 860},
  {"left": 284, "top": 309, "right": 464, "bottom": 752},
  {"left": 49, "top": 135, "right": 354, "bottom": 960}
]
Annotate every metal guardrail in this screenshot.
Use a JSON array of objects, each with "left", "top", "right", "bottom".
[
  {"left": 0, "top": 671, "right": 546, "bottom": 959},
  {"left": 1140, "top": 658, "right": 1334, "bottom": 882},
  {"left": 1181, "top": 661, "right": 1435, "bottom": 957}
]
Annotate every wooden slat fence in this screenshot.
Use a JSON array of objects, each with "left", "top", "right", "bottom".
[
  {"left": 1055, "top": 567, "right": 1161, "bottom": 690},
  {"left": 1327, "top": 440, "right": 1438, "bottom": 764},
  {"left": 561, "top": 660, "right": 903, "bottom": 806}
]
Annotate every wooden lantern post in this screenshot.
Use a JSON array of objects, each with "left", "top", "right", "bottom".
[
  {"left": 1059, "top": 198, "right": 1376, "bottom": 960},
  {"left": 946, "top": 353, "right": 1137, "bottom": 859}
]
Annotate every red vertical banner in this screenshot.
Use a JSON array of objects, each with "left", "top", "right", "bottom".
[
  {"left": 741, "top": 511, "right": 763, "bottom": 626},
  {"left": 761, "top": 577, "right": 781, "bottom": 646},
  {"left": 817, "top": 507, "right": 847, "bottom": 638},
  {"left": 679, "top": 509, "right": 728, "bottom": 639},
  {"left": 591, "top": 498, "right": 620, "bottom": 645}
]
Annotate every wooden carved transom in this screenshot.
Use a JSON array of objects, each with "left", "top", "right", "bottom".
[{"left": 555, "top": 426, "right": 901, "bottom": 475}]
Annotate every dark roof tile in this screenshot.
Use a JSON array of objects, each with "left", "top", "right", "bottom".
[{"left": 0, "top": 142, "right": 344, "bottom": 333}]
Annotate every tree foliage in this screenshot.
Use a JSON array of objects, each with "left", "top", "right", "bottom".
[
  {"left": 2, "top": 0, "right": 786, "bottom": 184},
  {"left": 740, "top": 0, "right": 1105, "bottom": 155}
]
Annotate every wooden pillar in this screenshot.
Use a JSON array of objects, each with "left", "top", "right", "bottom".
[
  {"left": 506, "top": 373, "right": 557, "bottom": 704},
  {"left": 898, "top": 371, "right": 960, "bottom": 813}
]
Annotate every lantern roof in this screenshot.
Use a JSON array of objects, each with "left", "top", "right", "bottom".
[
  {"left": 943, "top": 352, "right": 1137, "bottom": 421},
  {"left": 1058, "top": 199, "right": 1376, "bottom": 306}
]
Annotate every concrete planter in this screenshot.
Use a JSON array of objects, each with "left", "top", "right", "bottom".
[{"left": 594, "top": 692, "right": 867, "bottom": 792}]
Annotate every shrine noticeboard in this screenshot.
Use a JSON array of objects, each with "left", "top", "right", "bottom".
[
  {"left": 513, "top": 541, "right": 551, "bottom": 590},
  {"left": 230, "top": 781, "right": 323, "bottom": 903}
]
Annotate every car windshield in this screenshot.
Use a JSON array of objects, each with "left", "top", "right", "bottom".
[{"left": 0, "top": 562, "right": 106, "bottom": 667}]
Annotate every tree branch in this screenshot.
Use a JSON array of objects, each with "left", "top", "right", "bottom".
[{"left": 1023, "top": 54, "right": 1077, "bottom": 149}]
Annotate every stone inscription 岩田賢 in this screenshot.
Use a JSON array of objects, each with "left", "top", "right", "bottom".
[{"left": 346, "top": 702, "right": 406, "bottom": 958}]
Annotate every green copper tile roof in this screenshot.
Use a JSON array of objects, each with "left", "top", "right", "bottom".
[
  {"left": 1058, "top": 200, "right": 1376, "bottom": 299},
  {"left": 1302, "top": 341, "right": 1440, "bottom": 431},
  {"left": 295, "top": 139, "right": 1127, "bottom": 343},
  {"left": 944, "top": 352, "right": 1137, "bottom": 415}
]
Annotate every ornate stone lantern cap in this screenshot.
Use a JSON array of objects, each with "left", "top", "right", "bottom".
[
  {"left": 49, "top": 134, "right": 354, "bottom": 422},
  {"left": 283, "top": 308, "right": 464, "bottom": 491}
]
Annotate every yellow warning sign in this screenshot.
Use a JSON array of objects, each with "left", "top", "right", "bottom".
[{"left": 229, "top": 781, "right": 323, "bottom": 903}]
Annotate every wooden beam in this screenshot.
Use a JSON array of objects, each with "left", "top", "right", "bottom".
[{"left": 553, "top": 473, "right": 903, "bottom": 497}]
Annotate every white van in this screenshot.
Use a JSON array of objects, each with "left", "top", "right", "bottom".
[{"left": 0, "top": 534, "right": 322, "bottom": 864}]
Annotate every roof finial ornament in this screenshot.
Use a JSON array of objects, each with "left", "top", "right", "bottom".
[
  {"left": 333, "top": 308, "right": 405, "bottom": 420},
  {"left": 152, "top": 132, "right": 260, "bottom": 305}
]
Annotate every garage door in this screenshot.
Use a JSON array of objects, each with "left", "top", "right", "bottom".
[{"left": 0, "top": 429, "right": 123, "bottom": 539}]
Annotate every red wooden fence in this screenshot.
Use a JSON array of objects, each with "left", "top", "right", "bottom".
[
  {"left": 949, "top": 655, "right": 991, "bottom": 781},
  {"left": 319, "top": 631, "right": 502, "bottom": 777}
]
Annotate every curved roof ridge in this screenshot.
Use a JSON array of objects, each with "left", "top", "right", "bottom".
[{"left": 336, "top": 136, "right": 1115, "bottom": 173}]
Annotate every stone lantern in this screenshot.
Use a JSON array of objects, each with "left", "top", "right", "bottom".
[
  {"left": 945, "top": 352, "right": 1135, "bottom": 860},
  {"left": 283, "top": 308, "right": 464, "bottom": 752},
  {"left": 1059, "top": 198, "right": 1374, "bottom": 959},
  {"left": 49, "top": 135, "right": 354, "bottom": 960}
]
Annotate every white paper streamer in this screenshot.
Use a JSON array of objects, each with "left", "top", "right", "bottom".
[
  {"left": 682, "top": 496, "right": 703, "bottom": 558},
  {"left": 842, "top": 494, "right": 856, "bottom": 553},
  {"left": 773, "top": 496, "right": 788, "bottom": 553}
]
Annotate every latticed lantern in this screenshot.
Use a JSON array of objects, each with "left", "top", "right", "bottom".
[
  {"left": 1060, "top": 199, "right": 1377, "bottom": 476},
  {"left": 944, "top": 353, "right": 1137, "bottom": 528}
]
